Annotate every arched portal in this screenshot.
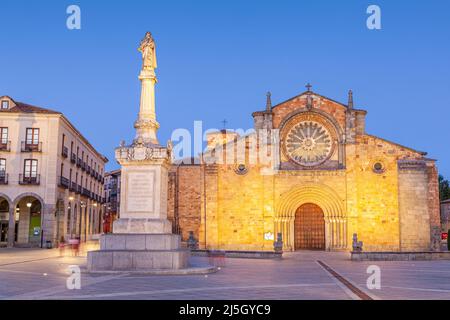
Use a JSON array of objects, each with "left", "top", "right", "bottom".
[
  {"left": 275, "top": 183, "right": 347, "bottom": 251},
  {"left": 294, "top": 203, "right": 325, "bottom": 250},
  {"left": 13, "top": 194, "right": 44, "bottom": 247},
  {"left": 0, "top": 196, "right": 11, "bottom": 244}
]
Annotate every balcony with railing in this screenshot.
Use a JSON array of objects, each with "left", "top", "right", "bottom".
[
  {"left": 69, "top": 181, "right": 77, "bottom": 192},
  {"left": 77, "top": 158, "right": 82, "bottom": 167},
  {"left": 91, "top": 170, "right": 96, "bottom": 178},
  {"left": 19, "top": 174, "right": 40, "bottom": 185},
  {"left": 71, "top": 153, "right": 76, "bottom": 164},
  {"left": 0, "top": 173, "right": 8, "bottom": 185},
  {"left": 82, "top": 188, "right": 91, "bottom": 197},
  {"left": 77, "top": 185, "right": 82, "bottom": 194},
  {"left": 0, "top": 141, "right": 10, "bottom": 152},
  {"left": 81, "top": 162, "right": 86, "bottom": 171},
  {"left": 86, "top": 166, "right": 91, "bottom": 175},
  {"left": 61, "top": 146, "right": 68, "bottom": 158},
  {"left": 21, "top": 142, "right": 42, "bottom": 152},
  {"left": 58, "top": 176, "right": 69, "bottom": 189}
]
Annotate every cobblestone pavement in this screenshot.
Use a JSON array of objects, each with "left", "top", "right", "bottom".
[{"left": 1, "top": 248, "right": 450, "bottom": 300}]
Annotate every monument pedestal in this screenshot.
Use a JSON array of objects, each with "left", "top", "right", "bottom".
[
  {"left": 87, "top": 142, "right": 192, "bottom": 272},
  {"left": 87, "top": 233, "right": 189, "bottom": 271}
]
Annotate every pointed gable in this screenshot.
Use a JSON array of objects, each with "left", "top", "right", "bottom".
[{"left": 271, "top": 91, "right": 351, "bottom": 130}]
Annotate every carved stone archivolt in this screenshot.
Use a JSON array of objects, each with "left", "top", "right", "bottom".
[{"left": 274, "top": 183, "right": 347, "bottom": 251}]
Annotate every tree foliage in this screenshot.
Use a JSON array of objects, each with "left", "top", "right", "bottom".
[{"left": 439, "top": 175, "right": 450, "bottom": 201}]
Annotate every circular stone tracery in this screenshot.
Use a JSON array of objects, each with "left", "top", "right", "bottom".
[{"left": 284, "top": 120, "right": 334, "bottom": 167}]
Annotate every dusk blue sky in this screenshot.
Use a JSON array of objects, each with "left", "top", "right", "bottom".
[{"left": 1, "top": 0, "right": 449, "bottom": 176}]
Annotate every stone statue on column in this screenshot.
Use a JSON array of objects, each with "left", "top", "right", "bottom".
[{"left": 138, "top": 32, "right": 157, "bottom": 70}]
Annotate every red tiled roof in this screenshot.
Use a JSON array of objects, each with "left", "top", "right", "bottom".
[{"left": 5, "top": 101, "right": 61, "bottom": 114}]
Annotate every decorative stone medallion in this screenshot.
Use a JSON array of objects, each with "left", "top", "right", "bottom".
[
  {"left": 281, "top": 113, "right": 337, "bottom": 167},
  {"left": 234, "top": 163, "right": 248, "bottom": 175}
]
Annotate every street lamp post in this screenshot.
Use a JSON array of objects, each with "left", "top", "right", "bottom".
[{"left": 80, "top": 201, "right": 86, "bottom": 241}]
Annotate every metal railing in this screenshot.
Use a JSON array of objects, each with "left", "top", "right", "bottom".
[
  {"left": 58, "top": 176, "right": 69, "bottom": 189},
  {"left": 69, "top": 181, "right": 77, "bottom": 192},
  {"left": 62, "top": 146, "right": 68, "bottom": 158},
  {"left": 0, "top": 141, "right": 10, "bottom": 152},
  {"left": 19, "top": 174, "right": 40, "bottom": 185},
  {"left": 82, "top": 188, "right": 91, "bottom": 197},
  {"left": 21, "top": 142, "right": 42, "bottom": 152},
  {"left": 0, "top": 173, "right": 8, "bottom": 185}
]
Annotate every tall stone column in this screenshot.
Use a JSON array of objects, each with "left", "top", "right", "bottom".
[
  {"left": 87, "top": 32, "right": 190, "bottom": 272},
  {"left": 134, "top": 68, "right": 159, "bottom": 145},
  {"left": 7, "top": 206, "right": 15, "bottom": 248}
]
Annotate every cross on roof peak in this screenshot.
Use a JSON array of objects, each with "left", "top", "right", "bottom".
[
  {"left": 306, "top": 83, "right": 312, "bottom": 92},
  {"left": 221, "top": 119, "right": 228, "bottom": 129}
]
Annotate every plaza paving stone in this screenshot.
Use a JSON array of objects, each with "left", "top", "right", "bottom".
[{"left": 0, "top": 248, "right": 449, "bottom": 300}]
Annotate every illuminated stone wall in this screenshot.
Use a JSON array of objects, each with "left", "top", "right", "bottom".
[{"left": 168, "top": 91, "right": 440, "bottom": 252}]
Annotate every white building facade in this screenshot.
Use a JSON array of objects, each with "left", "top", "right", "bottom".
[{"left": 0, "top": 96, "right": 108, "bottom": 247}]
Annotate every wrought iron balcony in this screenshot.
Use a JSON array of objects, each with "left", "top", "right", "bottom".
[
  {"left": 86, "top": 166, "right": 91, "bottom": 174},
  {"left": 0, "top": 173, "right": 8, "bottom": 185},
  {"left": 21, "top": 142, "right": 42, "bottom": 152},
  {"left": 71, "top": 153, "right": 77, "bottom": 164},
  {"left": 82, "top": 188, "right": 91, "bottom": 197},
  {"left": 0, "top": 141, "right": 10, "bottom": 152},
  {"left": 91, "top": 170, "right": 96, "bottom": 178},
  {"left": 61, "top": 146, "right": 68, "bottom": 158},
  {"left": 69, "top": 181, "right": 77, "bottom": 192},
  {"left": 77, "top": 185, "right": 82, "bottom": 194},
  {"left": 76, "top": 158, "right": 82, "bottom": 167},
  {"left": 81, "top": 162, "right": 86, "bottom": 171},
  {"left": 19, "top": 174, "right": 40, "bottom": 185},
  {"left": 58, "top": 176, "right": 69, "bottom": 189}
]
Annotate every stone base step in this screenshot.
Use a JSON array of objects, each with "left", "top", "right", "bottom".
[
  {"left": 87, "top": 249, "right": 189, "bottom": 271},
  {"left": 100, "top": 233, "right": 181, "bottom": 250}
]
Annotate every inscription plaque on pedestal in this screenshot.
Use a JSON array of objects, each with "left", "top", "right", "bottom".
[{"left": 126, "top": 171, "right": 155, "bottom": 213}]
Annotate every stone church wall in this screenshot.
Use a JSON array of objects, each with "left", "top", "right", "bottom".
[
  {"left": 398, "top": 162, "right": 431, "bottom": 251},
  {"left": 167, "top": 91, "right": 439, "bottom": 253},
  {"left": 167, "top": 164, "right": 202, "bottom": 242}
]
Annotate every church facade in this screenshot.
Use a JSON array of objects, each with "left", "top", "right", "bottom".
[{"left": 167, "top": 88, "right": 441, "bottom": 252}]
